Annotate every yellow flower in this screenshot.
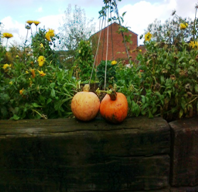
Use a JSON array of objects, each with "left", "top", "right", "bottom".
[
  {"left": 3, "top": 64, "right": 9, "bottom": 70},
  {"left": 33, "top": 21, "right": 40, "bottom": 26},
  {"left": 45, "top": 29, "right": 55, "bottom": 41},
  {"left": 38, "top": 70, "right": 46, "bottom": 77},
  {"left": 19, "top": 88, "right": 25, "bottom": 95},
  {"left": 48, "top": 29, "right": 55, "bottom": 37},
  {"left": 2, "top": 32, "right": 13, "bottom": 39},
  {"left": 26, "top": 71, "right": 29, "bottom": 74},
  {"left": 37, "top": 56, "right": 45, "bottom": 67},
  {"left": 29, "top": 78, "right": 32, "bottom": 87},
  {"left": 26, "top": 20, "right": 34, "bottom": 25},
  {"left": 139, "top": 49, "right": 142, "bottom": 52},
  {"left": 189, "top": 41, "right": 198, "bottom": 50},
  {"left": 16, "top": 55, "right": 19, "bottom": 58},
  {"left": 194, "top": 41, "right": 198, "bottom": 50},
  {"left": 189, "top": 41, "right": 194, "bottom": 48},
  {"left": 9, "top": 81, "right": 13, "bottom": 85},
  {"left": 40, "top": 43, "right": 44, "bottom": 48},
  {"left": 45, "top": 32, "right": 51, "bottom": 41},
  {"left": 79, "top": 50, "right": 81, "bottom": 53},
  {"left": 30, "top": 69, "right": 35, "bottom": 78},
  {"left": 111, "top": 60, "right": 117, "bottom": 65},
  {"left": 145, "top": 32, "right": 152, "bottom": 41},
  {"left": 180, "top": 23, "right": 187, "bottom": 29},
  {"left": 3, "top": 64, "right": 11, "bottom": 70}
]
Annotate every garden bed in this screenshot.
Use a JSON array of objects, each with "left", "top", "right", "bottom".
[{"left": 0, "top": 116, "right": 197, "bottom": 192}]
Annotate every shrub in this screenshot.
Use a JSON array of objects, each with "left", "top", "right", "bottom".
[
  {"left": 97, "top": 60, "right": 117, "bottom": 89},
  {"left": 74, "top": 40, "right": 94, "bottom": 82},
  {"left": 0, "top": 28, "right": 77, "bottom": 120},
  {"left": 116, "top": 12, "right": 198, "bottom": 121}
]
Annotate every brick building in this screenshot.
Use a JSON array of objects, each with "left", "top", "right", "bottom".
[{"left": 91, "top": 22, "right": 144, "bottom": 65}]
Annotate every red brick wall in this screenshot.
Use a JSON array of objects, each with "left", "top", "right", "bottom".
[{"left": 91, "top": 22, "right": 138, "bottom": 65}]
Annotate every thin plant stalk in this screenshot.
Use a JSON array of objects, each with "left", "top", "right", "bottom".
[
  {"left": 89, "top": 18, "right": 103, "bottom": 86},
  {"left": 113, "top": 0, "right": 131, "bottom": 63},
  {"left": 104, "top": 3, "right": 110, "bottom": 90},
  {"left": 193, "top": 4, "right": 198, "bottom": 40},
  {"left": 30, "top": 25, "right": 32, "bottom": 36},
  {"left": 24, "top": 29, "right": 29, "bottom": 65},
  {"left": 6, "top": 38, "right": 8, "bottom": 50},
  {"left": 25, "top": 29, "right": 29, "bottom": 44}
]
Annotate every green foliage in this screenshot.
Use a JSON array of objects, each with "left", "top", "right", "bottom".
[
  {"left": 0, "top": 46, "right": 6, "bottom": 63},
  {"left": 0, "top": 29, "right": 77, "bottom": 120},
  {"left": 74, "top": 40, "right": 94, "bottom": 82},
  {"left": 116, "top": 11, "right": 198, "bottom": 121},
  {"left": 31, "top": 29, "right": 60, "bottom": 65},
  {"left": 0, "top": 3, "right": 198, "bottom": 122},
  {"left": 97, "top": 60, "right": 117, "bottom": 89},
  {"left": 147, "top": 11, "right": 198, "bottom": 45}
]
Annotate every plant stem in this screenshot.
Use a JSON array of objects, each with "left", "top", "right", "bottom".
[
  {"left": 6, "top": 38, "right": 8, "bottom": 50},
  {"left": 113, "top": 0, "right": 131, "bottom": 63},
  {"left": 193, "top": 5, "right": 198, "bottom": 40},
  {"left": 25, "top": 29, "right": 28, "bottom": 44},
  {"left": 104, "top": 3, "right": 110, "bottom": 90},
  {"left": 32, "top": 109, "right": 47, "bottom": 119},
  {"left": 187, "top": 96, "right": 198, "bottom": 105},
  {"left": 96, "top": 88, "right": 117, "bottom": 101},
  {"left": 31, "top": 25, "right": 32, "bottom": 36}
]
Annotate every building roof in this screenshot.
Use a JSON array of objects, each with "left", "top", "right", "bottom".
[{"left": 90, "top": 22, "right": 138, "bottom": 38}]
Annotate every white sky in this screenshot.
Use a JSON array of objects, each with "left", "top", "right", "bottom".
[{"left": 0, "top": 0, "right": 198, "bottom": 47}]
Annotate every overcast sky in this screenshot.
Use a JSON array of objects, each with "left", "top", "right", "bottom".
[{"left": 0, "top": 0, "right": 198, "bottom": 47}]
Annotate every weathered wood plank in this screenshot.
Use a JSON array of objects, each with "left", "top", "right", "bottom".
[
  {"left": 0, "top": 117, "right": 171, "bottom": 191},
  {"left": 169, "top": 117, "right": 198, "bottom": 187},
  {"left": 0, "top": 121, "right": 170, "bottom": 160},
  {"left": 0, "top": 117, "right": 170, "bottom": 158},
  {"left": 0, "top": 155, "right": 170, "bottom": 192},
  {"left": 0, "top": 116, "right": 169, "bottom": 134},
  {"left": 170, "top": 186, "right": 198, "bottom": 192}
]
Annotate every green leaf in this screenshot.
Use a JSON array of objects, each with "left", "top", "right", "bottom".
[
  {"left": 1, "top": 106, "right": 8, "bottom": 118},
  {"left": 142, "top": 103, "right": 148, "bottom": 110},
  {"left": 179, "top": 109, "right": 183, "bottom": 118},
  {"left": 152, "top": 107, "right": 157, "bottom": 114},
  {"left": 50, "top": 83, "right": 55, "bottom": 88},
  {"left": 141, "top": 110, "right": 146, "bottom": 115},
  {"left": 148, "top": 109, "right": 153, "bottom": 118},
  {"left": 195, "top": 84, "right": 198, "bottom": 93},
  {"left": 47, "top": 98, "right": 52, "bottom": 104},
  {"left": 141, "top": 95, "right": 145, "bottom": 104},
  {"left": 127, "top": 95, "right": 131, "bottom": 105},
  {"left": 10, "top": 114, "right": 20, "bottom": 120},
  {"left": 32, "top": 103, "right": 42, "bottom": 108},
  {"left": 160, "top": 75, "right": 165, "bottom": 84},
  {"left": 181, "top": 99, "right": 186, "bottom": 109},
  {"left": 51, "top": 89, "right": 55, "bottom": 98},
  {"left": 0, "top": 93, "right": 10, "bottom": 104},
  {"left": 167, "top": 90, "right": 172, "bottom": 98},
  {"left": 122, "top": 11, "right": 126, "bottom": 17}
]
